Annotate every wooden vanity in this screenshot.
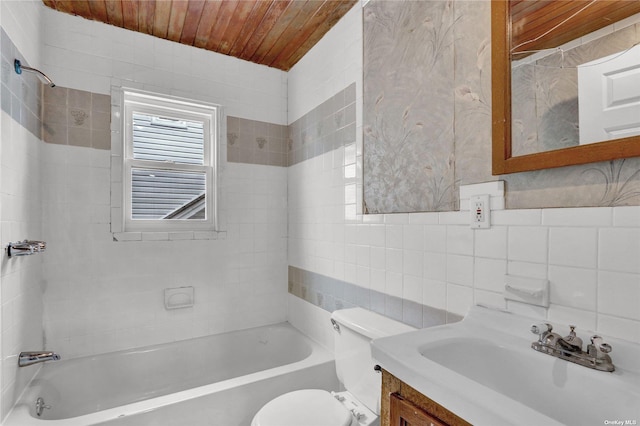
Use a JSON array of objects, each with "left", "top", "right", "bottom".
[{"left": 380, "top": 368, "right": 471, "bottom": 426}]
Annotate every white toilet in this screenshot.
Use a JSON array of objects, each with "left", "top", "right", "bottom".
[{"left": 251, "top": 308, "right": 415, "bottom": 426}]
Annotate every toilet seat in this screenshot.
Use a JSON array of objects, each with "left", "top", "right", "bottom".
[{"left": 251, "top": 389, "right": 353, "bottom": 426}]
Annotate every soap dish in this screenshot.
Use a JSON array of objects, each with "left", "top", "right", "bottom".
[{"left": 164, "top": 286, "right": 194, "bottom": 310}]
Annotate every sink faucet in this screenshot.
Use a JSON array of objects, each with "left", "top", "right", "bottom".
[
  {"left": 557, "top": 325, "right": 583, "bottom": 353},
  {"left": 18, "top": 351, "right": 61, "bottom": 367},
  {"left": 530, "top": 324, "right": 614, "bottom": 372}
]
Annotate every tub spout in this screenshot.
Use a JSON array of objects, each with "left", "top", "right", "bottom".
[{"left": 18, "top": 351, "right": 61, "bottom": 367}]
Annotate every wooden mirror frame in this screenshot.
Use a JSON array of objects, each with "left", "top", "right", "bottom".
[{"left": 491, "top": 1, "right": 640, "bottom": 175}]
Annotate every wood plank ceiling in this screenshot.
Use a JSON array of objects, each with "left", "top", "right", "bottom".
[
  {"left": 511, "top": 0, "right": 640, "bottom": 58},
  {"left": 41, "top": 0, "right": 358, "bottom": 71}
]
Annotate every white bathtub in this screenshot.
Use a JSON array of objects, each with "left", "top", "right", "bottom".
[{"left": 5, "top": 323, "right": 338, "bottom": 426}]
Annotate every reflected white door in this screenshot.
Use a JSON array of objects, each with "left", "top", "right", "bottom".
[{"left": 578, "top": 43, "right": 640, "bottom": 145}]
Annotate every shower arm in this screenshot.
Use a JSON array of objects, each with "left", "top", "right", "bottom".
[{"left": 14, "top": 59, "right": 56, "bottom": 88}]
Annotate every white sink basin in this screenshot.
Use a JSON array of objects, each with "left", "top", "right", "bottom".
[{"left": 372, "top": 306, "right": 640, "bottom": 425}]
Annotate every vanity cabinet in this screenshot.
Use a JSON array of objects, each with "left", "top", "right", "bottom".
[
  {"left": 389, "top": 393, "right": 446, "bottom": 426},
  {"left": 381, "top": 369, "right": 471, "bottom": 426}
]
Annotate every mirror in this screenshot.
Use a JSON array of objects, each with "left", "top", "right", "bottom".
[{"left": 492, "top": 1, "right": 640, "bottom": 175}]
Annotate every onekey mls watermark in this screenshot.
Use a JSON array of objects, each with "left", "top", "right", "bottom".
[{"left": 604, "top": 421, "right": 637, "bottom": 425}]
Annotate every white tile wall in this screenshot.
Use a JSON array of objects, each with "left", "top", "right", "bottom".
[
  {"left": 0, "top": 112, "right": 44, "bottom": 422},
  {"left": 286, "top": 2, "right": 640, "bottom": 345},
  {"left": 1, "top": 0, "right": 42, "bottom": 67},
  {"left": 41, "top": 144, "right": 288, "bottom": 359},
  {"left": 1, "top": 1, "right": 45, "bottom": 421},
  {"left": 24, "top": 5, "right": 291, "bottom": 361},
  {"left": 289, "top": 151, "right": 640, "bottom": 342}
]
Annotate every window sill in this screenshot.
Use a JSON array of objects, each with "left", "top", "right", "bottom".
[{"left": 112, "top": 231, "right": 226, "bottom": 242}]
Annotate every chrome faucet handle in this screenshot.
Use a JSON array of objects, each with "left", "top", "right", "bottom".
[
  {"left": 530, "top": 322, "right": 552, "bottom": 335},
  {"left": 591, "top": 335, "right": 612, "bottom": 354},
  {"left": 531, "top": 323, "right": 554, "bottom": 345}
]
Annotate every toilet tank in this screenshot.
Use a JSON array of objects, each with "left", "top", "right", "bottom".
[{"left": 331, "top": 308, "right": 415, "bottom": 414}]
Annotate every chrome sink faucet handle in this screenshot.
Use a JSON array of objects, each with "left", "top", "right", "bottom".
[
  {"left": 531, "top": 322, "right": 552, "bottom": 335},
  {"left": 590, "top": 335, "right": 613, "bottom": 358},
  {"left": 531, "top": 322, "right": 552, "bottom": 342},
  {"left": 531, "top": 322, "right": 562, "bottom": 347}
]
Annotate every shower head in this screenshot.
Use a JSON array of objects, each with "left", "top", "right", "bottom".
[{"left": 14, "top": 59, "right": 55, "bottom": 88}]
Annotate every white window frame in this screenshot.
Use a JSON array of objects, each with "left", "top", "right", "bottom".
[{"left": 119, "top": 88, "right": 220, "bottom": 233}]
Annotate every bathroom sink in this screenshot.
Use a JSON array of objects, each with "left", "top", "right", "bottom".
[{"left": 372, "top": 306, "right": 640, "bottom": 425}]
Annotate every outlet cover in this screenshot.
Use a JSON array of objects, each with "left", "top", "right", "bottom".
[{"left": 470, "top": 194, "right": 490, "bottom": 229}]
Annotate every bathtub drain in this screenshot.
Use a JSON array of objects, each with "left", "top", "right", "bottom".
[{"left": 35, "top": 397, "right": 51, "bottom": 417}]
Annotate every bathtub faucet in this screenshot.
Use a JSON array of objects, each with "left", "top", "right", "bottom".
[{"left": 18, "top": 351, "right": 61, "bottom": 367}]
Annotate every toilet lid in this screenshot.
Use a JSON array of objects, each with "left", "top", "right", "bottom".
[{"left": 253, "top": 389, "right": 353, "bottom": 426}]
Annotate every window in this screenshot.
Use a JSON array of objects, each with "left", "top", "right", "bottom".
[{"left": 119, "top": 89, "right": 219, "bottom": 232}]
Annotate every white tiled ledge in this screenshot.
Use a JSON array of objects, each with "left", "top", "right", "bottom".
[
  {"left": 348, "top": 206, "right": 640, "bottom": 228},
  {"left": 113, "top": 231, "right": 227, "bottom": 242}
]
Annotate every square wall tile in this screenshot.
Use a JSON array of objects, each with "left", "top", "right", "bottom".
[
  {"left": 423, "top": 252, "right": 446, "bottom": 281},
  {"left": 446, "top": 254, "right": 474, "bottom": 287},
  {"left": 548, "top": 265, "right": 597, "bottom": 311},
  {"left": 599, "top": 228, "right": 640, "bottom": 274},
  {"left": 447, "top": 225, "right": 474, "bottom": 256},
  {"left": 598, "top": 271, "right": 640, "bottom": 320},
  {"left": 475, "top": 226, "right": 507, "bottom": 259},
  {"left": 547, "top": 305, "right": 596, "bottom": 332},
  {"left": 424, "top": 225, "right": 446, "bottom": 253},
  {"left": 474, "top": 258, "right": 507, "bottom": 292},
  {"left": 508, "top": 226, "right": 548, "bottom": 264},
  {"left": 446, "top": 283, "right": 473, "bottom": 316},
  {"left": 549, "top": 227, "right": 597, "bottom": 269}
]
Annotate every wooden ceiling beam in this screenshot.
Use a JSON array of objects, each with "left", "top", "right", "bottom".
[
  {"left": 167, "top": 0, "right": 189, "bottom": 42},
  {"left": 511, "top": 0, "right": 640, "bottom": 55},
  {"left": 193, "top": 1, "right": 222, "bottom": 49},
  {"left": 217, "top": 1, "right": 256, "bottom": 55},
  {"left": 152, "top": 0, "right": 172, "bottom": 38},
  {"left": 105, "top": 0, "right": 124, "bottom": 27},
  {"left": 227, "top": 0, "right": 273, "bottom": 59},
  {"left": 204, "top": 0, "right": 240, "bottom": 52},
  {"left": 68, "top": 0, "right": 92, "bottom": 18},
  {"left": 52, "top": 0, "right": 74, "bottom": 14},
  {"left": 138, "top": 0, "right": 156, "bottom": 35},
  {"left": 88, "top": 0, "right": 110, "bottom": 24},
  {"left": 237, "top": 0, "right": 290, "bottom": 62},
  {"left": 261, "top": 0, "right": 320, "bottom": 68},
  {"left": 40, "top": 0, "right": 358, "bottom": 71},
  {"left": 251, "top": 0, "right": 309, "bottom": 64},
  {"left": 180, "top": 0, "right": 206, "bottom": 46},
  {"left": 122, "top": 0, "right": 140, "bottom": 31}
]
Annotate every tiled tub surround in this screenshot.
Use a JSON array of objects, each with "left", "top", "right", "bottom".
[
  {"left": 0, "top": 25, "right": 46, "bottom": 422},
  {"left": 227, "top": 116, "right": 288, "bottom": 167},
  {"left": 33, "top": 2, "right": 290, "bottom": 363},
  {"left": 42, "top": 85, "right": 111, "bottom": 150},
  {"left": 227, "top": 90, "right": 367, "bottom": 169},
  {"left": 288, "top": 266, "right": 461, "bottom": 329},
  {"left": 35, "top": 79, "right": 288, "bottom": 359},
  {"left": 0, "top": 28, "right": 42, "bottom": 139},
  {"left": 41, "top": 144, "right": 288, "bottom": 359},
  {"left": 288, "top": 83, "right": 356, "bottom": 167}
]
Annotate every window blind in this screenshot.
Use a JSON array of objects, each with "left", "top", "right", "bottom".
[
  {"left": 130, "top": 112, "right": 206, "bottom": 219},
  {"left": 132, "top": 113, "right": 205, "bottom": 165}
]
